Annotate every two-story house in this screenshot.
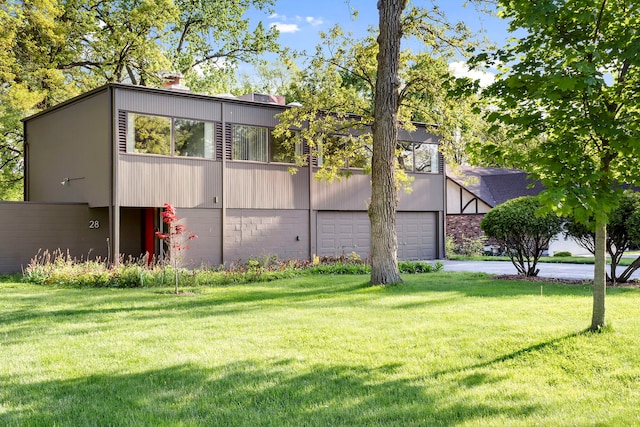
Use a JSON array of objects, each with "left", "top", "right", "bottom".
[{"left": 8, "top": 82, "right": 445, "bottom": 271}]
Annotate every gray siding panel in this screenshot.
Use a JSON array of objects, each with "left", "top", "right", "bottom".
[
  {"left": 225, "top": 163, "right": 309, "bottom": 209},
  {"left": 114, "top": 87, "right": 222, "bottom": 121},
  {"left": 311, "top": 171, "right": 444, "bottom": 212},
  {"left": 398, "top": 174, "right": 445, "bottom": 211},
  {"left": 118, "top": 155, "right": 223, "bottom": 208},
  {"left": 311, "top": 173, "right": 371, "bottom": 211},
  {"left": 225, "top": 209, "right": 309, "bottom": 262},
  {"left": 223, "top": 103, "right": 283, "bottom": 127},
  {"left": 0, "top": 202, "right": 109, "bottom": 273},
  {"left": 26, "top": 90, "right": 111, "bottom": 207}
]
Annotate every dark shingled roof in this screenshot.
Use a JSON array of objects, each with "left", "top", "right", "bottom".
[{"left": 447, "top": 166, "right": 544, "bottom": 208}]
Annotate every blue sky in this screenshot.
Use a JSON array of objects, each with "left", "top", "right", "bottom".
[
  {"left": 250, "top": 1, "right": 511, "bottom": 54},
  {"left": 244, "top": 0, "right": 509, "bottom": 85}
]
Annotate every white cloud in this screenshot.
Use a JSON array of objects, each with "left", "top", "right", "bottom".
[
  {"left": 269, "top": 13, "right": 286, "bottom": 19},
  {"left": 270, "top": 22, "right": 300, "bottom": 33},
  {"left": 449, "top": 61, "right": 495, "bottom": 88},
  {"left": 305, "top": 16, "right": 324, "bottom": 26}
]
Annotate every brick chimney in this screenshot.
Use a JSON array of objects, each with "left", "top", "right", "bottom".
[{"left": 162, "top": 72, "right": 189, "bottom": 92}]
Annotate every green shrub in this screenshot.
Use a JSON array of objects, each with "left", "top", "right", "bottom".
[
  {"left": 307, "top": 262, "right": 371, "bottom": 275},
  {"left": 398, "top": 260, "right": 443, "bottom": 273},
  {"left": 460, "top": 235, "right": 486, "bottom": 257},
  {"left": 445, "top": 235, "right": 459, "bottom": 258},
  {"left": 553, "top": 251, "right": 572, "bottom": 257},
  {"left": 565, "top": 191, "right": 640, "bottom": 283},
  {"left": 481, "top": 196, "right": 563, "bottom": 277}
]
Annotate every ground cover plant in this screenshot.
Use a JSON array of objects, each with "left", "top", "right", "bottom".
[{"left": 1, "top": 272, "right": 639, "bottom": 426}]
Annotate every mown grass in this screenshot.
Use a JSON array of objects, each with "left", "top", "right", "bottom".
[{"left": 1, "top": 272, "right": 639, "bottom": 426}]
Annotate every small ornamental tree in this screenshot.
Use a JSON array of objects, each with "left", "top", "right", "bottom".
[
  {"left": 481, "top": 196, "right": 563, "bottom": 277},
  {"left": 155, "top": 203, "right": 198, "bottom": 294},
  {"left": 565, "top": 191, "right": 640, "bottom": 284}
]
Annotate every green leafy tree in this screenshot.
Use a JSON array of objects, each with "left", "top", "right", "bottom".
[
  {"left": 0, "top": 0, "right": 280, "bottom": 199},
  {"left": 481, "top": 196, "right": 563, "bottom": 277},
  {"left": 470, "top": 0, "right": 640, "bottom": 330},
  {"left": 565, "top": 191, "right": 640, "bottom": 284},
  {"left": 274, "top": 3, "right": 478, "bottom": 284}
]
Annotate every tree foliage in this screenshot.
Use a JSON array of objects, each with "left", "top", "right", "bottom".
[
  {"left": 565, "top": 191, "right": 640, "bottom": 283},
  {"left": 469, "top": 0, "right": 640, "bottom": 330},
  {"left": 0, "top": 0, "right": 279, "bottom": 199},
  {"left": 481, "top": 196, "right": 563, "bottom": 277},
  {"left": 272, "top": 2, "right": 480, "bottom": 284}
]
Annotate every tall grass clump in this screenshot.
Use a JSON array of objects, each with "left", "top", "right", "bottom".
[{"left": 22, "top": 249, "right": 444, "bottom": 288}]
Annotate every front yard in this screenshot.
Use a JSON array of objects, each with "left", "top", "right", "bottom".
[{"left": 1, "top": 272, "right": 639, "bottom": 426}]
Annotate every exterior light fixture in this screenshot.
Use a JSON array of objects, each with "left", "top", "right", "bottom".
[{"left": 60, "top": 177, "right": 85, "bottom": 186}]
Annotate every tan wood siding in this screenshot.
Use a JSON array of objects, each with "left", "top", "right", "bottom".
[
  {"left": 225, "top": 163, "right": 310, "bottom": 209},
  {"left": 118, "top": 155, "right": 223, "bottom": 208}
]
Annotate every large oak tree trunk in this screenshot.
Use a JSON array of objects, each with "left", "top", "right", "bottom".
[
  {"left": 369, "top": 0, "right": 406, "bottom": 285},
  {"left": 590, "top": 219, "right": 607, "bottom": 331}
]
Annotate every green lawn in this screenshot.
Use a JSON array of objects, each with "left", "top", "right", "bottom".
[{"left": 1, "top": 273, "right": 639, "bottom": 426}]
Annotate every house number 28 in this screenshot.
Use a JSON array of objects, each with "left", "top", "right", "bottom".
[{"left": 89, "top": 220, "right": 100, "bottom": 229}]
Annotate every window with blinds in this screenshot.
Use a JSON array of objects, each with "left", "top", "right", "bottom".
[{"left": 232, "top": 125, "right": 301, "bottom": 164}]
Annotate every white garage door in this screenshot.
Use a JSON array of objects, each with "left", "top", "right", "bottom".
[{"left": 317, "top": 211, "right": 437, "bottom": 260}]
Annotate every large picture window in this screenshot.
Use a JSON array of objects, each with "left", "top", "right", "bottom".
[
  {"left": 127, "top": 114, "right": 171, "bottom": 155},
  {"left": 175, "top": 119, "right": 214, "bottom": 158},
  {"left": 233, "top": 125, "right": 301, "bottom": 163},
  {"left": 126, "top": 113, "right": 214, "bottom": 159}
]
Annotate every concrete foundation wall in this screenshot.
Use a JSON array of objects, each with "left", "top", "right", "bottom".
[{"left": 224, "top": 209, "right": 309, "bottom": 263}]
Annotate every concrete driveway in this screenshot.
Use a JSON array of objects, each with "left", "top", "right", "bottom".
[{"left": 438, "top": 259, "right": 640, "bottom": 281}]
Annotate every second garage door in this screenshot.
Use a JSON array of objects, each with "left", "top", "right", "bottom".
[{"left": 316, "top": 211, "right": 437, "bottom": 260}]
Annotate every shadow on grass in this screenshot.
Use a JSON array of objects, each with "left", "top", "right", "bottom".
[
  {"left": 432, "top": 330, "right": 587, "bottom": 379},
  {"left": 0, "top": 280, "right": 373, "bottom": 344},
  {"left": 0, "top": 359, "right": 539, "bottom": 427}
]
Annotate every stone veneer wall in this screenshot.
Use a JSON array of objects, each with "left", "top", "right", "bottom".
[{"left": 446, "top": 214, "right": 486, "bottom": 246}]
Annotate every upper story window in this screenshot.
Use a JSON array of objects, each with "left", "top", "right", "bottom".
[
  {"left": 398, "top": 142, "right": 439, "bottom": 173},
  {"left": 232, "top": 124, "right": 301, "bottom": 163},
  {"left": 126, "top": 113, "right": 214, "bottom": 159}
]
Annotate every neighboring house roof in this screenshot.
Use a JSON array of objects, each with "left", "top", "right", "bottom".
[{"left": 447, "top": 166, "right": 544, "bottom": 208}]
